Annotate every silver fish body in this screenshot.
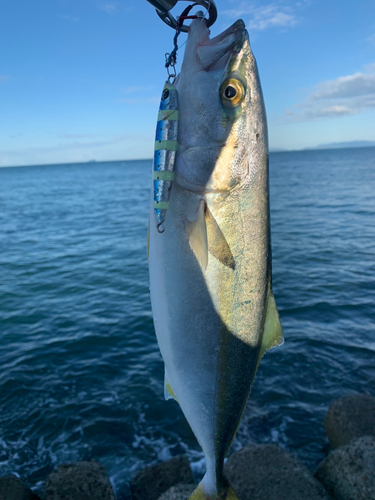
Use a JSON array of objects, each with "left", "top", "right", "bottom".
[{"left": 149, "top": 17, "right": 283, "bottom": 500}]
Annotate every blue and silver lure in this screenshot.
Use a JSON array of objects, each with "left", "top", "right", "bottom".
[{"left": 153, "top": 82, "right": 179, "bottom": 233}]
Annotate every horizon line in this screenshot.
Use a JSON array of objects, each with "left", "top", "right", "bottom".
[{"left": 1, "top": 143, "right": 375, "bottom": 169}]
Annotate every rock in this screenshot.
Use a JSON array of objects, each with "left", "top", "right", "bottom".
[
  {"left": 315, "top": 435, "right": 375, "bottom": 500},
  {"left": 224, "top": 444, "right": 330, "bottom": 500},
  {"left": 325, "top": 394, "right": 375, "bottom": 449},
  {"left": 0, "top": 476, "right": 41, "bottom": 500},
  {"left": 43, "top": 460, "right": 115, "bottom": 500},
  {"left": 157, "top": 483, "right": 195, "bottom": 500},
  {"left": 130, "top": 455, "right": 194, "bottom": 500}
]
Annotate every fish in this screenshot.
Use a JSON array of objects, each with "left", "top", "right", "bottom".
[{"left": 148, "top": 15, "right": 283, "bottom": 500}]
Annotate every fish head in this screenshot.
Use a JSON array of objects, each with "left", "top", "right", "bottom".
[{"left": 175, "top": 17, "right": 267, "bottom": 193}]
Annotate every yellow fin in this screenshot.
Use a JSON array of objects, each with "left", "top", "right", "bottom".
[
  {"left": 259, "top": 291, "right": 284, "bottom": 359},
  {"left": 188, "top": 482, "right": 239, "bottom": 500},
  {"left": 205, "top": 207, "right": 235, "bottom": 270},
  {"left": 187, "top": 202, "right": 208, "bottom": 270},
  {"left": 147, "top": 218, "right": 150, "bottom": 261},
  {"left": 164, "top": 368, "right": 178, "bottom": 402}
]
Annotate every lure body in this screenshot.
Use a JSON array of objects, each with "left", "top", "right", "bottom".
[{"left": 153, "top": 82, "right": 179, "bottom": 232}]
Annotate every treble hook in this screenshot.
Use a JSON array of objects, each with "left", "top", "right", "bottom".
[{"left": 145, "top": 0, "right": 217, "bottom": 32}]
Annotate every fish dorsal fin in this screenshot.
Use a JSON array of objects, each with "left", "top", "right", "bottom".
[
  {"left": 164, "top": 367, "right": 178, "bottom": 402},
  {"left": 259, "top": 291, "right": 284, "bottom": 360},
  {"left": 187, "top": 201, "right": 208, "bottom": 270},
  {"left": 147, "top": 218, "right": 150, "bottom": 261},
  {"left": 205, "top": 207, "right": 235, "bottom": 270}
]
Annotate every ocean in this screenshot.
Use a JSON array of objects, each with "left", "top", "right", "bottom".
[{"left": 0, "top": 147, "right": 374, "bottom": 498}]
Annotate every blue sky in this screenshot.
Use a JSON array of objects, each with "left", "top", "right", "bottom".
[{"left": 1, "top": 0, "right": 375, "bottom": 166}]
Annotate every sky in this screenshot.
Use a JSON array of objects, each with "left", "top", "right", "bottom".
[{"left": 1, "top": 0, "right": 375, "bottom": 166}]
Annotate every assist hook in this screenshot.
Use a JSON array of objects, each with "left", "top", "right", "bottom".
[{"left": 145, "top": 0, "right": 217, "bottom": 32}]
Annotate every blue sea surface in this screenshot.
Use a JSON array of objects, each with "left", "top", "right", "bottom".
[{"left": 0, "top": 148, "right": 374, "bottom": 498}]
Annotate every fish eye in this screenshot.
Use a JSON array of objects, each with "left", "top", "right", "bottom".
[
  {"left": 225, "top": 86, "right": 236, "bottom": 98},
  {"left": 162, "top": 89, "right": 170, "bottom": 100},
  {"left": 220, "top": 78, "right": 245, "bottom": 107}
]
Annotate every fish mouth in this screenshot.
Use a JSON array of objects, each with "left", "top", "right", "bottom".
[
  {"left": 196, "top": 19, "right": 246, "bottom": 70},
  {"left": 205, "top": 19, "right": 246, "bottom": 47}
]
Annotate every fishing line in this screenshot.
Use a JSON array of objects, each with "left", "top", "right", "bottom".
[{"left": 165, "top": 2, "right": 210, "bottom": 78}]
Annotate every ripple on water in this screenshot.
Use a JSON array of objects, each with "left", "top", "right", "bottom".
[{"left": 0, "top": 151, "right": 374, "bottom": 498}]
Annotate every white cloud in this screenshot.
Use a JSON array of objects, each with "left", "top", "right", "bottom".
[
  {"left": 58, "top": 134, "right": 99, "bottom": 139},
  {"left": 118, "top": 86, "right": 158, "bottom": 104},
  {"left": 316, "top": 105, "right": 356, "bottom": 117},
  {"left": 282, "top": 66, "right": 375, "bottom": 122},
  {"left": 100, "top": 3, "right": 116, "bottom": 14},
  {"left": 117, "top": 98, "right": 138, "bottom": 105},
  {"left": 122, "top": 85, "right": 154, "bottom": 94},
  {"left": 0, "top": 132, "right": 154, "bottom": 167},
  {"left": 61, "top": 15, "right": 79, "bottom": 22},
  {"left": 1, "top": 135, "right": 144, "bottom": 155},
  {"left": 309, "top": 73, "right": 375, "bottom": 100},
  {"left": 117, "top": 97, "right": 160, "bottom": 104},
  {"left": 0, "top": 75, "right": 10, "bottom": 83},
  {"left": 223, "top": 2, "right": 297, "bottom": 31}
]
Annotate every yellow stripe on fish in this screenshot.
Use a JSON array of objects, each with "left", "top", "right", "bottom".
[
  {"left": 153, "top": 171, "right": 175, "bottom": 181},
  {"left": 157, "top": 109, "right": 179, "bottom": 121},
  {"left": 154, "top": 201, "right": 169, "bottom": 210},
  {"left": 154, "top": 140, "right": 179, "bottom": 151}
]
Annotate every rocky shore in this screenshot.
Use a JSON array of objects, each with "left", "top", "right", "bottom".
[{"left": 1, "top": 394, "right": 374, "bottom": 500}]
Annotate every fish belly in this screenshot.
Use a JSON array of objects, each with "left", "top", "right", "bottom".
[{"left": 149, "top": 177, "right": 268, "bottom": 467}]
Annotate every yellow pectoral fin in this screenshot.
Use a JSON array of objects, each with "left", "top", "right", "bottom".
[
  {"left": 187, "top": 202, "right": 208, "bottom": 270},
  {"left": 205, "top": 207, "right": 235, "bottom": 270},
  {"left": 260, "top": 291, "right": 284, "bottom": 360},
  {"left": 164, "top": 368, "right": 178, "bottom": 402},
  {"left": 187, "top": 204, "right": 235, "bottom": 271}
]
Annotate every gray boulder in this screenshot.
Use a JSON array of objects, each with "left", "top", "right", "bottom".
[
  {"left": 130, "top": 455, "right": 194, "bottom": 500},
  {"left": 43, "top": 460, "right": 115, "bottom": 500},
  {"left": 0, "top": 476, "right": 41, "bottom": 500},
  {"left": 224, "top": 444, "right": 330, "bottom": 500},
  {"left": 325, "top": 394, "right": 375, "bottom": 449},
  {"left": 157, "top": 483, "right": 195, "bottom": 500},
  {"left": 315, "top": 435, "right": 375, "bottom": 500}
]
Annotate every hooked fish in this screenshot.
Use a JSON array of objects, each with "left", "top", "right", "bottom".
[{"left": 148, "top": 15, "right": 283, "bottom": 500}]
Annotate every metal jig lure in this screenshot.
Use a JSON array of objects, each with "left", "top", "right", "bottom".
[
  {"left": 151, "top": 2, "right": 215, "bottom": 233},
  {"left": 153, "top": 83, "right": 179, "bottom": 233}
]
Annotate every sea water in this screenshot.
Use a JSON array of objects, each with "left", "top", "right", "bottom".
[{"left": 0, "top": 148, "right": 374, "bottom": 498}]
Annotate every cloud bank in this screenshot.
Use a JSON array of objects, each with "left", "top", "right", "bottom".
[
  {"left": 284, "top": 66, "right": 375, "bottom": 121},
  {"left": 0, "top": 133, "right": 152, "bottom": 167},
  {"left": 223, "top": 2, "right": 297, "bottom": 31},
  {"left": 100, "top": 3, "right": 116, "bottom": 14}
]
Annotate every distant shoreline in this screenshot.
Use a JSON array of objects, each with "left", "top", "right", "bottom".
[{"left": 1, "top": 144, "right": 375, "bottom": 169}]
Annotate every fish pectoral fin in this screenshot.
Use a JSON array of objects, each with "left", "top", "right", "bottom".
[
  {"left": 259, "top": 291, "right": 284, "bottom": 359},
  {"left": 205, "top": 207, "right": 235, "bottom": 270},
  {"left": 164, "top": 367, "right": 178, "bottom": 402},
  {"left": 187, "top": 201, "right": 208, "bottom": 270}
]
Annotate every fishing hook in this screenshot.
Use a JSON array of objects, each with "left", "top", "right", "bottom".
[{"left": 145, "top": 0, "right": 217, "bottom": 33}]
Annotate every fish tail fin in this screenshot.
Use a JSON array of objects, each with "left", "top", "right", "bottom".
[{"left": 188, "top": 476, "right": 239, "bottom": 500}]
